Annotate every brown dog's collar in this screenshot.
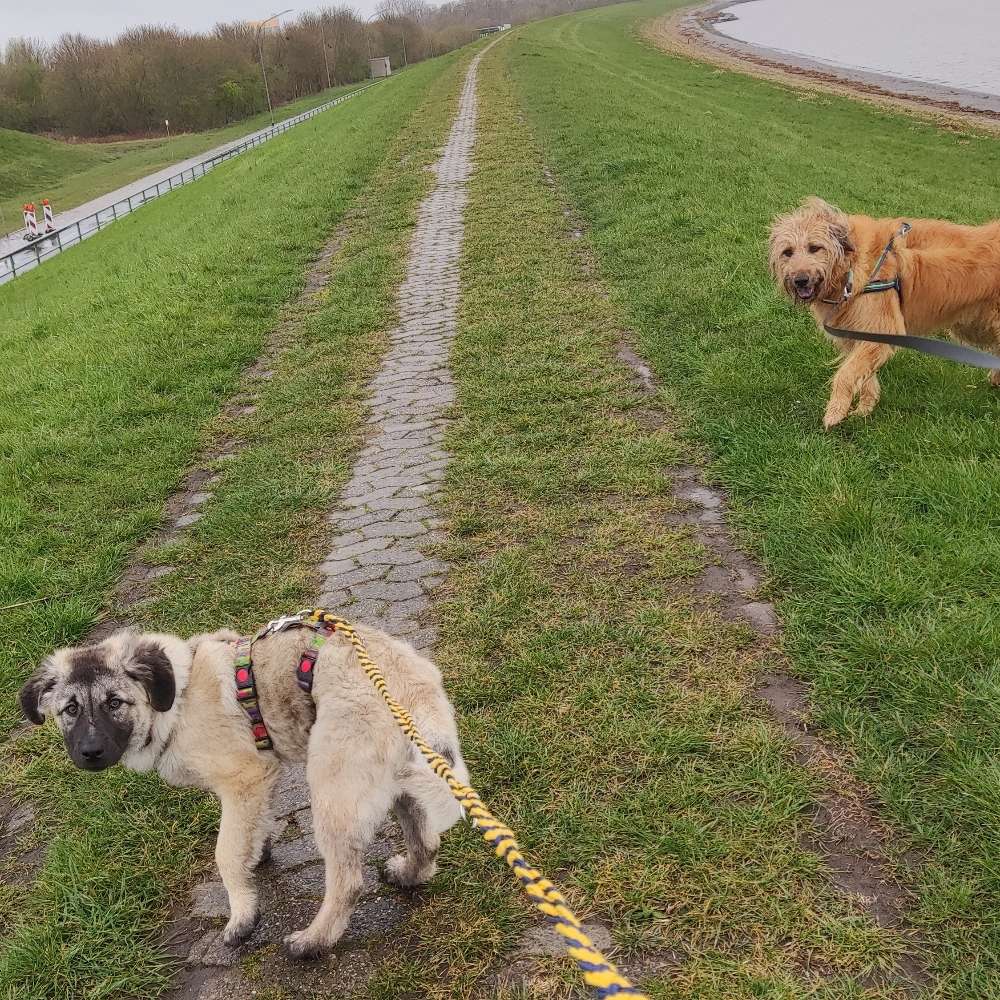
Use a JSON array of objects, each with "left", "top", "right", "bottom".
[
  {"left": 821, "top": 269, "right": 854, "bottom": 306},
  {"left": 821, "top": 222, "right": 911, "bottom": 308}
]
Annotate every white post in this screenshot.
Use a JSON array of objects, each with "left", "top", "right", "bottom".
[
  {"left": 42, "top": 199, "right": 54, "bottom": 232},
  {"left": 24, "top": 203, "right": 39, "bottom": 239}
]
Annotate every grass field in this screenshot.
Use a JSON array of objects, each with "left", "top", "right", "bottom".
[
  {"left": 483, "top": 1, "right": 999, "bottom": 994},
  {"left": 0, "top": 81, "right": 367, "bottom": 238},
  {"left": 0, "top": 49, "right": 470, "bottom": 999}
]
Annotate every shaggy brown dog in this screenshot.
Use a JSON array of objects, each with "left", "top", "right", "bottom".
[{"left": 768, "top": 197, "right": 1000, "bottom": 428}]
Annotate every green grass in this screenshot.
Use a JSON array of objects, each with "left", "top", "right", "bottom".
[
  {"left": 0, "top": 81, "right": 369, "bottom": 238},
  {"left": 360, "top": 44, "right": 915, "bottom": 1000},
  {"left": 0, "top": 48, "right": 470, "bottom": 1000},
  {"left": 484, "top": 1, "right": 1000, "bottom": 995}
]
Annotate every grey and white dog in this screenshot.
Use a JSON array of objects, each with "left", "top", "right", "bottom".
[{"left": 19, "top": 624, "right": 468, "bottom": 957}]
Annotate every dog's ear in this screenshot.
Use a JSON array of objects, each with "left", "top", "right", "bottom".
[
  {"left": 828, "top": 215, "right": 855, "bottom": 254},
  {"left": 126, "top": 641, "right": 176, "bottom": 713},
  {"left": 805, "top": 197, "right": 855, "bottom": 254},
  {"left": 19, "top": 659, "right": 59, "bottom": 725}
]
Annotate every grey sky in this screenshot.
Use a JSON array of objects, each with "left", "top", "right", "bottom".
[{"left": 1, "top": 0, "right": 382, "bottom": 47}]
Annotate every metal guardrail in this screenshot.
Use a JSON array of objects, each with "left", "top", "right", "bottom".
[{"left": 0, "top": 80, "right": 381, "bottom": 286}]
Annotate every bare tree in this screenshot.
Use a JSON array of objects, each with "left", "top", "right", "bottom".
[{"left": 0, "top": 0, "right": 626, "bottom": 137}]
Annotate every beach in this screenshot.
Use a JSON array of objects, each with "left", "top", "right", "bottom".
[{"left": 652, "top": 0, "right": 1000, "bottom": 125}]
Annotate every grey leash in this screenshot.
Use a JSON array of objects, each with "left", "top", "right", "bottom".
[{"left": 824, "top": 325, "right": 1000, "bottom": 370}]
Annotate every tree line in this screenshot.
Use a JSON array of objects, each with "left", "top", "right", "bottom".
[{"left": 0, "top": 0, "right": 621, "bottom": 138}]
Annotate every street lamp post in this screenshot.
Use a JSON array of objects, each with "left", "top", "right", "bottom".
[
  {"left": 255, "top": 8, "right": 293, "bottom": 126},
  {"left": 319, "top": 18, "right": 333, "bottom": 90}
]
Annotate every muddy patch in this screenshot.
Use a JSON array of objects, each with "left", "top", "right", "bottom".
[
  {"left": 537, "top": 149, "right": 929, "bottom": 987},
  {"left": 614, "top": 329, "right": 928, "bottom": 988}
]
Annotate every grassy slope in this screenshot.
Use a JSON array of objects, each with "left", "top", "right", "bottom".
[
  {"left": 0, "top": 49, "right": 469, "bottom": 1000},
  {"left": 498, "top": 1, "right": 1000, "bottom": 994},
  {"left": 0, "top": 81, "right": 367, "bottom": 237},
  {"left": 362, "top": 44, "right": 911, "bottom": 1000}
]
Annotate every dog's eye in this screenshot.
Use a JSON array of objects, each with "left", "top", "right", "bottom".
[
  {"left": 782, "top": 247, "right": 794, "bottom": 258},
  {"left": 808, "top": 244, "right": 823, "bottom": 254},
  {"left": 64, "top": 703, "right": 79, "bottom": 717},
  {"left": 108, "top": 698, "right": 123, "bottom": 711}
]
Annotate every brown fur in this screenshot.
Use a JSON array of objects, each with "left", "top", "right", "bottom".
[
  {"left": 20, "top": 623, "right": 468, "bottom": 958},
  {"left": 768, "top": 196, "right": 1000, "bottom": 428}
]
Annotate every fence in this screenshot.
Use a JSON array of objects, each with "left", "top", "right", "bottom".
[{"left": 0, "top": 81, "right": 382, "bottom": 286}]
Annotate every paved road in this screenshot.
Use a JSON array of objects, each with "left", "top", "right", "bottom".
[{"left": 0, "top": 85, "right": 375, "bottom": 285}]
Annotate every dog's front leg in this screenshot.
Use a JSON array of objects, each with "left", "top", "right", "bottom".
[
  {"left": 216, "top": 777, "right": 277, "bottom": 946},
  {"left": 824, "top": 299, "right": 905, "bottom": 429},
  {"left": 852, "top": 372, "right": 882, "bottom": 418},
  {"left": 824, "top": 342, "right": 896, "bottom": 428}
]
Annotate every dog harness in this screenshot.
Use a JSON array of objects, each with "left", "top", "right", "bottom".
[
  {"left": 233, "top": 611, "right": 339, "bottom": 751},
  {"left": 821, "top": 221, "right": 912, "bottom": 306},
  {"left": 820, "top": 220, "right": 1000, "bottom": 369}
]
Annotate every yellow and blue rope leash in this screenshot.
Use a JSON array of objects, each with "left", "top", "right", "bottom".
[{"left": 305, "top": 608, "right": 650, "bottom": 1000}]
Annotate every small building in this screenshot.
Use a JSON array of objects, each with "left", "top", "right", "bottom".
[{"left": 370, "top": 56, "right": 391, "bottom": 78}]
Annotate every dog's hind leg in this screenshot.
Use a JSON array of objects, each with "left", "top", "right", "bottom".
[
  {"left": 283, "top": 725, "right": 395, "bottom": 959},
  {"left": 387, "top": 743, "right": 468, "bottom": 888}
]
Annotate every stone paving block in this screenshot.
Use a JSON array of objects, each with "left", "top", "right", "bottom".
[
  {"left": 271, "top": 835, "right": 321, "bottom": 869},
  {"left": 191, "top": 882, "right": 230, "bottom": 919},
  {"left": 350, "top": 580, "right": 424, "bottom": 603},
  {"left": 318, "top": 557, "right": 356, "bottom": 576},
  {"left": 356, "top": 545, "right": 426, "bottom": 567},
  {"left": 340, "top": 597, "right": 390, "bottom": 622},
  {"left": 387, "top": 558, "right": 448, "bottom": 582},
  {"left": 362, "top": 520, "right": 425, "bottom": 540},
  {"left": 330, "top": 565, "right": 390, "bottom": 588},
  {"left": 330, "top": 536, "right": 393, "bottom": 560}
]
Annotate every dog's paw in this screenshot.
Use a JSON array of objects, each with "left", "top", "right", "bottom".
[
  {"left": 222, "top": 910, "right": 259, "bottom": 947},
  {"left": 822, "top": 401, "right": 850, "bottom": 429},
  {"left": 385, "top": 852, "right": 435, "bottom": 888},
  {"left": 283, "top": 929, "right": 328, "bottom": 961}
]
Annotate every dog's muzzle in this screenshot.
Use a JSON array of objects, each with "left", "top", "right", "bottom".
[{"left": 792, "top": 274, "right": 818, "bottom": 302}]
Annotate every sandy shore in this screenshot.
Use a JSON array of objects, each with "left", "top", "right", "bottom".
[{"left": 645, "top": 0, "right": 1000, "bottom": 133}]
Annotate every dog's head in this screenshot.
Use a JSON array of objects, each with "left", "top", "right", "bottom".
[
  {"left": 19, "top": 631, "right": 191, "bottom": 771},
  {"left": 768, "top": 197, "right": 855, "bottom": 305}
]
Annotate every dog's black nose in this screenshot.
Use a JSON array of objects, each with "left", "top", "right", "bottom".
[
  {"left": 81, "top": 745, "right": 104, "bottom": 762},
  {"left": 794, "top": 275, "right": 810, "bottom": 288}
]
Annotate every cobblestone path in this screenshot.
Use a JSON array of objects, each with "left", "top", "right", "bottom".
[{"left": 171, "top": 41, "right": 496, "bottom": 1000}]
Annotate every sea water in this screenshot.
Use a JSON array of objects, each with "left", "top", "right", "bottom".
[{"left": 717, "top": 0, "right": 1000, "bottom": 99}]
